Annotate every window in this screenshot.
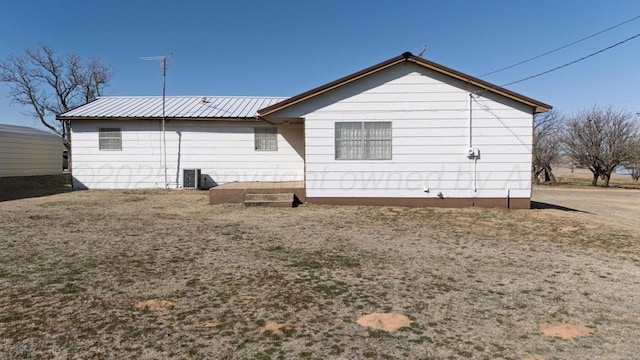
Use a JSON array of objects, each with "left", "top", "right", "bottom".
[
  {"left": 99, "top": 128, "right": 122, "bottom": 150},
  {"left": 335, "top": 122, "right": 391, "bottom": 160},
  {"left": 255, "top": 127, "right": 277, "bottom": 151}
]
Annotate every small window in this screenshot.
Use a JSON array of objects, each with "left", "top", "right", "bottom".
[
  {"left": 335, "top": 122, "right": 391, "bottom": 160},
  {"left": 99, "top": 128, "right": 122, "bottom": 150},
  {"left": 255, "top": 127, "right": 277, "bottom": 151}
]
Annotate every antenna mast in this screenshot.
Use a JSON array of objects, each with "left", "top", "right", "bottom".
[{"left": 141, "top": 54, "right": 172, "bottom": 189}]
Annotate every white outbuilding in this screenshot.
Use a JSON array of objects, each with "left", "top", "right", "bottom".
[{"left": 0, "top": 124, "right": 63, "bottom": 177}]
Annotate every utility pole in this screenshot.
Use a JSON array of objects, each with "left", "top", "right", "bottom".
[{"left": 141, "top": 54, "right": 171, "bottom": 189}]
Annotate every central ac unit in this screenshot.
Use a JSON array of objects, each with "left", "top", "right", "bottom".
[{"left": 183, "top": 169, "right": 201, "bottom": 189}]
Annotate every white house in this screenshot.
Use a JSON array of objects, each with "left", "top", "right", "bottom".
[
  {"left": 60, "top": 96, "right": 303, "bottom": 189},
  {"left": 0, "top": 124, "right": 63, "bottom": 177},
  {"left": 58, "top": 52, "right": 551, "bottom": 208}
]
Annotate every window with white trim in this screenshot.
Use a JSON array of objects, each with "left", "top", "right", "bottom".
[
  {"left": 254, "top": 127, "right": 277, "bottom": 151},
  {"left": 335, "top": 122, "right": 392, "bottom": 160},
  {"left": 99, "top": 128, "right": 122, "bottom": 150}
]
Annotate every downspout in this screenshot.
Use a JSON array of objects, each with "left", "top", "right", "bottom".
[
  {"left": 468, "top": 93, "right": 473, "bottom": 148},
  {"left": 469, "top": 93, "right": 477, "bottom": 193}
]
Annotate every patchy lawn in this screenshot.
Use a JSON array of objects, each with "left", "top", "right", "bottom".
[{"left": 0, "top": 187, "right": 639, "bottom": 359}]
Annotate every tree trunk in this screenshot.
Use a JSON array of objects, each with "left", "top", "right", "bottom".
[
  {"left": 64, "top": 142, "right": 72, "bottom": 173},
  {"left": 601, "top": 172, "right": 611, "bottom": 187},
  {"left": 533, "top": 167, "right": 543, "bottom": 184},
  {"left": 62, "top": 119, "right": 72, "bottom": 172},
  {"left": 591, "top": 172, "right": 599, "bottom": 186},
  {"left": 543, "top": 165, "right": 556, "bottom": 182}
]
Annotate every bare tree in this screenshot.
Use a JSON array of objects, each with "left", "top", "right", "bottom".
[
  {"left": 622, "top": 137, "right": 640, "bottom": 181},
  {"left": 532, "top": 110, "right": 563, "bottom": 183},
  {"left": 0, "top": 44, "right": 112, "bottom": 171},
  {"left": 626, "top": 163, "right": 640, "bottom": 182},
  {"left": 563, "top": 106, "right": 639, "bottom": 187}
]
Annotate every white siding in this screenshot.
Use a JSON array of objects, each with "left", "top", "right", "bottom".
[
  {"left": 71, "top": 120, "right": 304, "bottom": 189},
  {"left": 0, "top": 125, "right": 62, "bottom": 177},
  {"left": 270, "top": 63, "right": 534, "bottom": 199}
]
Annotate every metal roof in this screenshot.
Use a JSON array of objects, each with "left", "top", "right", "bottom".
[
  {"left": 0, "top": 124, "right": 59, "bottom": 139},
  {"left": 57, "top": 96, "right": 287, "bottom": 120}
]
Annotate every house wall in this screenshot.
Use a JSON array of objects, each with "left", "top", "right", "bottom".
[
  {"left": 71, "top": 120, "right": 304, "bottom": 189},
  {"left": 0, "top": 125, "right": 62, "bottom": 177},
  {"left": 269, "top": 62, "right": 534, "bottom": 202}
]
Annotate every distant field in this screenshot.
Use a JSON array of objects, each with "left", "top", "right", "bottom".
[
  {"left": 0, "top": 175, "right": 639, "bottom": 359},
  {"left": 546, "top": 165, "right": 640, "bottom": 189}
]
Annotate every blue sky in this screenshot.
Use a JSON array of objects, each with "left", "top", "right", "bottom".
[{"left": 1, "top": 0, "right": 639, "bottom": 130}]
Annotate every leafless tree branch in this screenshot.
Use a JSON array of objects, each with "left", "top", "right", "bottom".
[
  {"left": 533, "top": 110, "right": 564, "bottom": 184},
  {"left": 0, "top": 44, "right": 112, "bottom": 171},
  {"left": 563, "top": 106, "right": 639, "bottom": 187}
]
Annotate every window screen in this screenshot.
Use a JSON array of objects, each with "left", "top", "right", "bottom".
[
  {"left": 335, "top": 122, "right": 391, "bottom": 160},
  {"left": 255, "top": 127, "right": 277, "bottom": 151},
  {"left": 99, "top": 128, "right": 122, "bottom": 150}
]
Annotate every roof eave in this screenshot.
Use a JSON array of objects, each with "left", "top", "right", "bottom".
[
  {"left": 57, "top": 116, "right": 260, "bottom": 122},
  {"left": 56, "top": 98, "right": 101, "bottom": 119},
  {"left": 405, "top": 56, "right": 552, "bottom": 113}
]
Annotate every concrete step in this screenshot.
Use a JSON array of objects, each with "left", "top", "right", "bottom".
[
  {"left": 243, "top": 193, "right": 299, "bottom": 207},
  {"left": 245, "top": 193, "right": 293, "bottom": 202}
]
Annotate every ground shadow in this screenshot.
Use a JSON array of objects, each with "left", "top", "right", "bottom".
[
  {"left": 0, "top": 174, "right": 73, "bottom": 202},
  {"left": 0, "top": 188, "right": 74, "bottom": 202},
  {"left": 530, "top": 201, "right": 591, "bottom": 214}
]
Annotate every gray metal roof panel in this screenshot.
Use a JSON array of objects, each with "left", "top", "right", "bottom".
[
  {"left": 0, "top": 124, "right": 59, "bottom": 139},
  {"left": 58, "top": 96, "right": 287, "bottom": 119}
]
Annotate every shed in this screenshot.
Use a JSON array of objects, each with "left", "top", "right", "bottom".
[{"left": 0, "top": 124, "right": 63, "bottom": 177}]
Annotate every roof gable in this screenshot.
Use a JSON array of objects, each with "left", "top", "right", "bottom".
[{"left": 259, "top": 52, "right": 551, "bottom": 116}]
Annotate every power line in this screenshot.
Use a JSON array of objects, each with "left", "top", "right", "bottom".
[
  {"left": 480, "top": 14, "right": 640, "bottom": 77},
  {"left": 470, "top": 94, "right": 531, "bottom": 152},
  {"left": 501, "top": 32, "right": 640, "bottom": 87}
]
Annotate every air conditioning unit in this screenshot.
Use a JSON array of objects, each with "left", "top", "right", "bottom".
[{"left": 183, "top": 169, "right": 201, "bottom": 189}]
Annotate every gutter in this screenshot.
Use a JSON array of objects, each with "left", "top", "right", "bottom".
[{"left": 256, "top": 115, "right": 276, "bottom": 126}]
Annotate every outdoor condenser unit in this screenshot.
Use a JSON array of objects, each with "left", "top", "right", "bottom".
[{"left": 183, "top": 169, "right": 201, "bottom": 189}]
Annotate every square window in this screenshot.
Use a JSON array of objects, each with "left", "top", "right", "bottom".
[
  {"left": 99, "top": 128, "right": 122, "bottom": 150},
  {"left": 255, "top": 127, "right": 277, "bottom": 151}
]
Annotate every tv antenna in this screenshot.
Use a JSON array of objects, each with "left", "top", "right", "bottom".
[
  {"left": 417, "top": 44, "right": 427, "bottom": 58},
  {"left": 141, "top": 54, "right": 172, "bottom": 189}
]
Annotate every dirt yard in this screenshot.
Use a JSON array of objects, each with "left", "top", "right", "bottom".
[{"left": 0, "top": 175, "right": 639, "bottom": 359}]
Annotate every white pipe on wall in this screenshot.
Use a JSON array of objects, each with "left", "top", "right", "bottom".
[{"left": 468, "top": 93, "right": 473, "bottom": 148}]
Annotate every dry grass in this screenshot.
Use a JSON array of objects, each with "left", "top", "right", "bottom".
[
  {"left": 0, "top": 182, "right": 639, "bottom": 359},
  {"left": 541, "top": 167, "right": 640, "bottom": 189}
]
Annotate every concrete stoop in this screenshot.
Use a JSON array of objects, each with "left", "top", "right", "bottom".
[{"left": 243, "top": 193, "right": 300, "bottom": 207}]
